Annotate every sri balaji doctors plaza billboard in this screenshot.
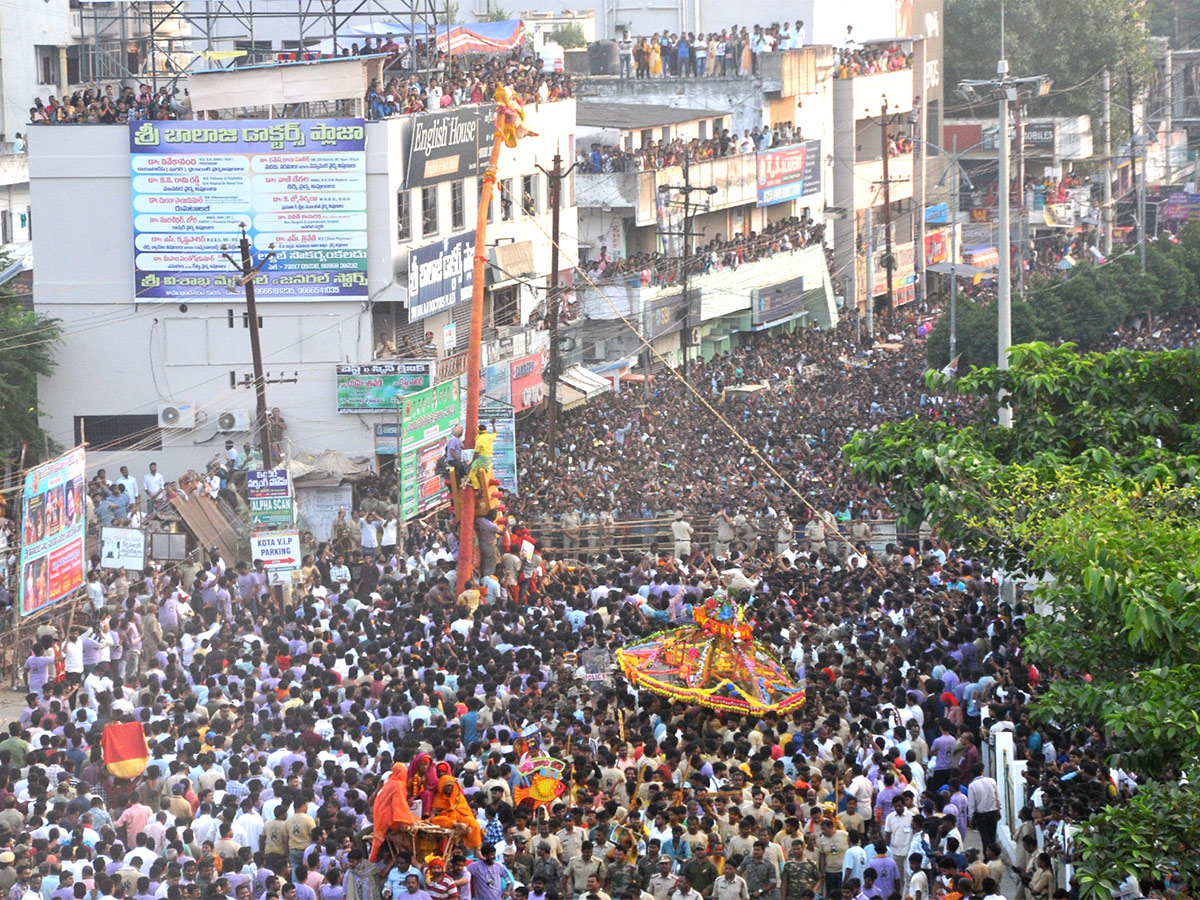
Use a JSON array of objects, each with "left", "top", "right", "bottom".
[{"left": 129, "top": 119, "right": 367, "bottom": 300}]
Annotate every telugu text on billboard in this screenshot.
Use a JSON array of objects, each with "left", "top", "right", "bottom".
[
  {"left": 246, "top": 469, "right": 293, "bottom": 527},
  {"left": 399, "top": 379, "right": 463, "bottom": 449},
  {"left": 336, "top": 362, "right": 433, "bottom": 413},
  {"left": 129, "top": 119, "right": 368, "bottom": 301},
  {"left": 408, "top": 231, "right": 475, "bottom": 321},
  {"left": 20, "top": 449, "right": 86, "bottom": 618},
  {"left": 756, "top": 140, "right": 822, "bottom": 207}
]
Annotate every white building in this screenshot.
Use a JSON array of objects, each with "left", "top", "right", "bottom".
[
  {"left": 29, "top": 60, "right": 576, "bottom": 479},
  {"left": 0, "top": 145, "right": 30, "bottom": 247},
  {"left": 0, "top": 0, "right": 73, "bottom": 144}
]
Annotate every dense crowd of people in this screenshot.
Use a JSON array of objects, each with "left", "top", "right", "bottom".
[
  {"left": 367, "top": 52, "right": 574, "bottom": 119},
  {"left": 28, "top": 82, "right": 188, "bottom": 125},
  {"left": 581, "top": 218, "right": 828, "bottom": 288},
  {"left": 10, "top": 297, "right": 1200, "bottom": 900},
  {"left": 833, "top": 43, "right": 911, "bottom": 79},
  {"left": 618, "top": 22, "right": 808, "bottom": 79},
  {"left": 26, "top": 49, "right": 569, "bottom": 126},
  {"left": 579, "top": 124, "right": 805, "bottom": 174}
]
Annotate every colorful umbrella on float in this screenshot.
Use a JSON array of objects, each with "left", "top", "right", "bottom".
[{"left": 616, "top": 592, "right": 805, "bottom": 714}]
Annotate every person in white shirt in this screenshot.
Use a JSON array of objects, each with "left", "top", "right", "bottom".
[
  {"left": 117, "top": 466, "right": 139, "bottom": 502},
  {"left": 907, "top": 856, "right": 928, "bottom": 900},
  {"left": 84, "top": 664, "right": 114, "bottom": 707},
  {"left": 143, "top": 463, "right": 166, "bottom": 514},
  {"left": 360, "top": 512, "right": 380, "bottom": 551},
  {"left": 795, "top": 21, "right": 805, "bottom": 47}
]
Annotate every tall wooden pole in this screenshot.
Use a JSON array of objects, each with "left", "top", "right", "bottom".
[{"left": 457, "top": 134, "right": 505, "bottom": 596}]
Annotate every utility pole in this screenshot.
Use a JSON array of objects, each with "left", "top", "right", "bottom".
[
  {"left": 1102, "top": 69, "right": 1113, "bottom": 256},
  {"left": 959, "top": 60, "right": 1048, "bottom": 429},
  {"left": 996, "top": 59, "right": 1012, "bottom": 427},
  {"left": 1127, "top": 71, "right": 1147, "bottom": 273},
  {"left": 1165, "top": 49, "right": 1174, "bottom": 189},
  {"left": 865, "top": 205, "right": 875, "bottom": 341},
  {"left": 658, "top": 164, "right": 716, "bottom": 378},
  {"left": 880, "top": 99, "right": 895, "bottom": 311},
  {"left": 537, "top": 150, "right": 575, "bottom": 454},
  {"left": 1014, "top": 97, "right": 1026, "bottom": 296},
  {"left": 949, "top": 134, "right": 959, "bottom": 361},
  {"left": 681, "top": 154, "right": 693, "bottom": 378},
  {"left": 223, "top": 225, "right": 276, "bottom": 469}
]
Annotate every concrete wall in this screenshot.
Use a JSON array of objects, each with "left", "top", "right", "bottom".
[
  {"left": 0, "top": 0, "right": 73, "bottom": 143},
  {"left": 576, "top": 77, "right": 769, "bottom": 136}
]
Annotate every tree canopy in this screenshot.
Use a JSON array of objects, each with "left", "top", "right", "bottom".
[
  {"left": 944, "top": 0, "right": 1153, "bottom": 127},
  {"left": 926, "top": 238, "right": 1200, "bottom": 372},
  {"left": 845, "top": 342, "right": 1200, "bottom": 895},
  {"left": 0, "top": 258, "right": 60, "bottom": 470}
]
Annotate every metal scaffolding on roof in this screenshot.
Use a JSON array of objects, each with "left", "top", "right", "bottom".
[{"left": 75, "top": 0, "right": 445, "bottom": 90}]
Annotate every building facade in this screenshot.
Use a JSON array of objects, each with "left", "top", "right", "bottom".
[{"left": 29, "top": 91, "right": 576, "bottom": 477}]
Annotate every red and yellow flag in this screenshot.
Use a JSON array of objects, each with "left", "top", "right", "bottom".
[{"left": 101, "top": 721, "right": 149, "bottom": 779}]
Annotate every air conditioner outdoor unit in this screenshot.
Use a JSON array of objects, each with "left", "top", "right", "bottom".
[
  {"left": 217, "top": 409, "right": 252, "bottom": 432},
  {"left": 157, "top": 402, "right": 196, "bottom": 430}
]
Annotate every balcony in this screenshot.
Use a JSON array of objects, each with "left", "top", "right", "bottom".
[
  {"left": 577, "top": 243, "right": 835, "bottom": 329},
  {"left": 833, "top": 68, "right": 915, "bottom": 122},
  {"left": 854, "top": 152, "right": 913, "bottom": 211},
  {"left": 576, "top": 154, "right": 759, "bottom": 224}
]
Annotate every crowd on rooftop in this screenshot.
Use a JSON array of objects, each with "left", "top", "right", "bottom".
[
  {"left": 578, "top": 125, "right": 805, "bottom": 175},
  {"left": 367, "top": 52, "right": 574, "bottom": 119},
  {"left": 580, "top": 218, "right": 828, "bottom": 288}
]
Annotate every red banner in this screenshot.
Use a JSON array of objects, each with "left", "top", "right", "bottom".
[
  {"left": 510, "top": 351, "right": 547, "bottom": 412},
  {"left": 102, "top": 722, "right": 150, "bottom": 779}
]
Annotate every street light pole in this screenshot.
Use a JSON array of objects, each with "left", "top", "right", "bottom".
[
  {"left": 865, "top": 205, "right": 875, "bottom": 341},
  {"left": 996, "top": 59, "right": 1013, "bottom": 427},
  {"left": 959, "top": 63, "right": 1048, "bottom": 428},
  {"left": 949, "top": 135, "right": 959, "bottom": 361},
  {"left": 1102, "top": 68, "right": 1113, "bottom": 256}
]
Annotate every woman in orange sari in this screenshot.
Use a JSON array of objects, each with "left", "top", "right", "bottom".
[
  {"left": 370, "top": 763, "right": 415, "bottom": 861},
  {"left": 429, "top": 774, "right": 481, "bottom": 851}
]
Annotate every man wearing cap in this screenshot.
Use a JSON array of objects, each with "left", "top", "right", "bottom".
[
  {"left": 557, "top": 815, "right": 584, "bottom": 862},
  {"left": 648, "top": 858, "right": 676, "bottom": 900},
  {"left": 671, "top": 512, "right": 694, "bottom": 560},
  {"left": 680, "top": 845, "right": 716, "bottom": 899},
  {"left": 0, "top": 852, "right": 16, "bottom": 894}
]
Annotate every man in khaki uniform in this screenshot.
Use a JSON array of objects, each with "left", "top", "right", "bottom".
[{"left": 671, "top": 512, "right": 694, "bottom": 560}]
